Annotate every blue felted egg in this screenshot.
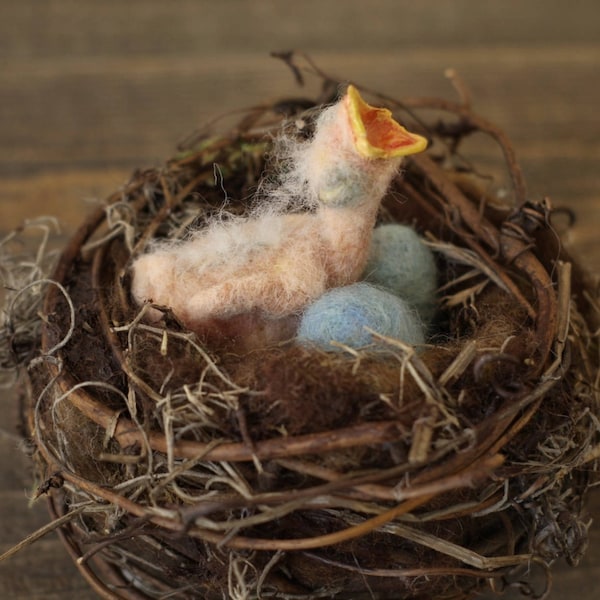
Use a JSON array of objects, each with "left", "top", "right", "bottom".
[
  {"left": 297, "top": 282, "right": 425, "bottom": 351},
  {"left": 362, "top": 224, "right": 438, "bottom": 323}
]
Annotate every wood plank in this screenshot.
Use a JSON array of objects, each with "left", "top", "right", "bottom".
[
  {"left": 2, "top": 0, "right": 599, "bottom": 59},
  {"left": 0, "top": 168, "right": 132, "bottom": 232},
  {"left": 2, "top": 49, "right": 599, "bottom": 170},
  {"left": 0, "top": 539, "right": 96, "bottom": 599},
  {"left": 1, "top": 1, "right": 599, "bottom": 598}
]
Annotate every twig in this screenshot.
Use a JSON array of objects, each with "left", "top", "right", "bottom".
[{"left": 0, "top": 503, "right": 89, "bottom": 563}]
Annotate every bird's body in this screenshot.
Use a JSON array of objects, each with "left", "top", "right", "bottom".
[
  {"left": 131, "top": 198, "right": 378, "bottom": 335},
  {"left": 130, "top": 86, "right": 427, "bottom": 348}
]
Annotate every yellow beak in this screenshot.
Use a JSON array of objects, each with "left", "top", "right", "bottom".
[{"left": 345, "top": 84, "right": 428, "bottom": 159}]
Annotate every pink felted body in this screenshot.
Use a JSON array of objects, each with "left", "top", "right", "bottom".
[{"left": 130, "top": 87, "right": 423, "bottom": 347}]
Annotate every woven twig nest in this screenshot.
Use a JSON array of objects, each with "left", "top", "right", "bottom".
[{"left": 3, "top": 58, "right": 599, "bottom": 599}]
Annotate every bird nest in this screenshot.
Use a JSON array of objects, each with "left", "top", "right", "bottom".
[{"left": 3, "top": 56, "right": 600, "bottom": 599}]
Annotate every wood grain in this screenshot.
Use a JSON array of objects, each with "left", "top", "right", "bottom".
[{"left": 1, "top": 1, "right": 599, "bottom": 598}]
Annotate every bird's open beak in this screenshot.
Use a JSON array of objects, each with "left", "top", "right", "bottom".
[{"left": 345, "top": 84, "right": 428, "bottom": 159}]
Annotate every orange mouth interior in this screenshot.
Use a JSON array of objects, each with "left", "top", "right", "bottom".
[{"left": 345, "top": 84, "right": 428, "bottom": 159}]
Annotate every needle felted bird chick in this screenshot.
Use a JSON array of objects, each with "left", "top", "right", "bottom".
[{"left": 130, "top": 85, "right": 427, "bottom": 348}]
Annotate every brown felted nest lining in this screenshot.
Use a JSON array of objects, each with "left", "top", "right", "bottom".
[{"left": 3, "top": 55, "right": 600, "bottom": 599}]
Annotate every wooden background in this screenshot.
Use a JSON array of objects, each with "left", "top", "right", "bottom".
[{"left": 1, "top": 1, "right": 598, "bottom": 598}]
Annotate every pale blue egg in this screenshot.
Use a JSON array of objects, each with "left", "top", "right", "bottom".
[
  {"left": 298, "top": 282, "right": 425, "bottom": 351},
  {"left": 362, "top": 224, "right": 437, "bottom": 323}
]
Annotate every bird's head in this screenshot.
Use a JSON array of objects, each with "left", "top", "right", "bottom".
[
  {"left": 314, "top": 86, "right": 427, "bottom": 208},
  {"left": 344, "top": 84, "right": 427, "bottom": 160}
]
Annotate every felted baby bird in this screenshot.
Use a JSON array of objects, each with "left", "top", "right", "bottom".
[{"left": 130, "top": 85, "right": 427, "bottom": 346}]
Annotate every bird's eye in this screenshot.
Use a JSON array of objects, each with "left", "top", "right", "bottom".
[
  {"left": 318, "top": 183, "right": 346, "bottom": 206},
  {"left": 317, "top": 169, "right": 366, "bottom": 208}
]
